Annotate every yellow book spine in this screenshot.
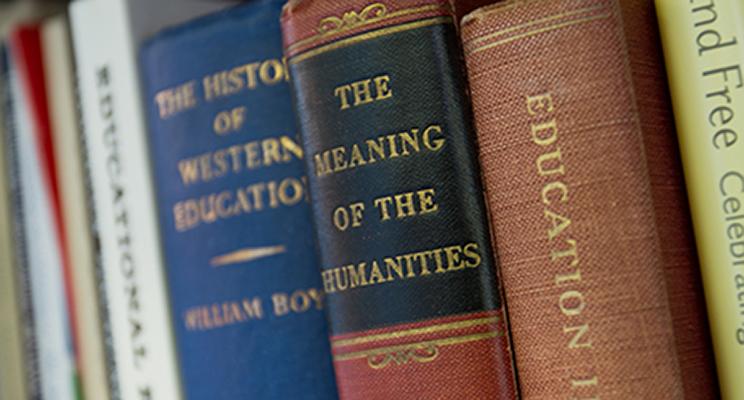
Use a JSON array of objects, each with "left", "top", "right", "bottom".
[{"left": 656, "top": 1, "right": 744, "bottom": 398}]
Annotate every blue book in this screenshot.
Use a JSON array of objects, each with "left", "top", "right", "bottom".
[{"left": 140, "top": 2, "right": 338, "bottom": 398}]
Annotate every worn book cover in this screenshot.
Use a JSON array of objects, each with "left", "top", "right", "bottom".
[
  {"left": 283, "top": 0, "right": 517, "bottom": 398},
  {"left": 140, "top": 2, "right": 338, "bottom": 398},
  {"left": 462, "top": 0, "right": 718, "bottom": 398}
]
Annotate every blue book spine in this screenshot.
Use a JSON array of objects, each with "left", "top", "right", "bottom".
[{"left": 140, "top": 2, "right": 338, "bottom": 399}]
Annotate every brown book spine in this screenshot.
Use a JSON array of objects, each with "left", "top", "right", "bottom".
[{"left": 461, "top": 0, "right": 718, "bottom": 398}]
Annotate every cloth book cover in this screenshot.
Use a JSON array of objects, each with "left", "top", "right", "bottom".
[
  {"left": 461, "top": 0, "right": 718, "bottom": 398},
  {"left": 282, "top": 0, "right": 517, "bottom": 398},
  {"left": 140, "top": 1, "right": 338, "bottom": 399}
]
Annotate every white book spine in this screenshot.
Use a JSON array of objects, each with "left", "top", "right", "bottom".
[
  {"left": 43, "top": 15, "right": 111, "bottom": 400},
  {"left": 9, "top": 46, "right": 75, "bottom": 400},
  {"left": 69, "top": 0, "right": 182, "bottom": 398}
]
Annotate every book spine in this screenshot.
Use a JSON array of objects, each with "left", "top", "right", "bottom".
[
  {"left": 138, "top": 2, "right": 338, "bottom": 398},
  {"left": 69, "top": 0, "right": 182, "bottom": 398},
  {"left": 282, "top": 1, "right": 517, "bottom": 398},
  {"left": 461, "top": 0, "right": 717, "bottom": 398},
  {"left": 8, "top": 27, "right": 78, "bottom": 400},
  {"left": 0, "top": 43, "right": 31, "bottom": 400},
  {"left": 43, "top": 14, "right": 111, "bottom": 400},
  {"left": 75, "top": 58, "right": 121, "bottom": 400},
  {"left": 656, "top": 1, "right": 744, "bottom": 398}
]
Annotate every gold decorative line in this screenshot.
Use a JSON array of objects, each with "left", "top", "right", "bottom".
[
  {"left": 210, "top": 245, "right": 286, "bottom": 267},
  {"left": 318, "top": 3, "right": 388, "bottom": 36},
  {"left": 465, "top": 0, "right": 543, "bottom": 20},
  {"left": 334, "top": 331, "right": 501, "bottom": 362},
  {"left": 464, "top": 5, "right": 607, "bottom": 48},
  {"left": 332, "top": 316, "right": 499, "bottom": 348},
  {"left": 467, "top": 13, "right": 611, "bottom": 56},
  {"left": 286, "top": 3, "right": 449, "bottom": 53},
  {"left": 368, "top": 343, "right": 439, "bottom": 369},
  {"left": 290, "top": 16, "right": 452, "bottom": 65}
]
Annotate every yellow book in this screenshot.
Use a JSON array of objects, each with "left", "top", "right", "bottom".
[
  {"left": 656, "top": 1, "right": 744, "bottom": 398},
  {"left": 42, "top": 14, "right": 111, "bottom": 400}
]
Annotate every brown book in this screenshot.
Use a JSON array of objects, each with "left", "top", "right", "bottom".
[{"left": 461, "top": 0, "right": 718, "bottom": 398}]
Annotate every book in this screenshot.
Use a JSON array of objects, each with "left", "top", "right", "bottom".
[
  {"left": 282, "top": 1, "right": 517, "bottom": 398},
  {"left": 0, "top": 43, "right": 29, "bottom": 400},
  {"left": 656, "top": 0, "right": 744, "bottom": 398},
  {"left": 461, "top": 0, "right": 718, "bottom": 398},
  {"left": 5, "top": 25, "right": 78, "bottom": 400},
  {"left": 42, "top": 13, "right": 111, "bottom": 400},
  {"left": 68, "top": 0, "right": 231, "bottom": 398},
  {"left": 0, "top": 1, "right": 60, "bottom": 37},
  {"left": 139, "top": 2, "right": 338, "bottom": 398}
]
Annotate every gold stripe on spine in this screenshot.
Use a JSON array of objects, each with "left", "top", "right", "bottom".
[
  {"left": 290, "top": 16, "right": 452, "bottom": 64},
  {"left": 463, "top": 5, "right": 606, "bottom": 49},
  {"left": 466, "top": 12, "right": 612, "bottom": 56},
  {"left": 463, "top": 0, "right": 548, "bottom": 20},
  {"left": 210, "top": 245, "right": 286, "bottom": 267},
  {"left": 286, "top": 3, "right": 450, "bottom": 53},
  {"left": 333, "top": 332, "right": 501, "bottom": 368},
  {"left": 331, "top": 316, "right": 499, "bottom": 348}
]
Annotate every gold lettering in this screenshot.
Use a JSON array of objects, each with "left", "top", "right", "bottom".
[
  {"left": 531, "top": 119, "right": 558, "bottom": 146},
  {"left": 384, "top": 257, "right": 405, "bottom": 280},
  {"left": 202, "top": 59, "right": 286, "bottom": 101},
  {"left": 334, "top": 85, "right": 353, "bottom": 110},
  {"left": 552, "top": 239, "right": 579, "bottom": 267},
  {"left": 242, "top": 298, "right": 263, "bottom": 319},
  {"left": 322, "top": 270, "right": 336, "bottom": 293},
  {"left": 444, "top": 245, "right": 465, "bottom": 271},
  {"left": 541, "top": 181, "right": 568, "bottom": 205},
  {"left": 351, "top": 79, "right": 375, "bottom": 106},
  {"left": 463, "top": 243, "right": 482, "bottom": 268},
  {"left": 334, "top": 74, "right": 393, "bottom": 110},
  {"left": 374, "top": 75, "right": 393, "bottom": 100},
  {"left": 346, "top": 263, "right": 369, "bottom": 288},
  {"left": 369, "top": 261, "right": 386, "bottom": 284},
  {"left": 564, "top": 324, "right": 592, "bottom": 349},
  {"left": 259, "top": 59, "right": 285, "bottom": 84},
  {"left": 417, "top": 188, "right": 438, "bottom": 215},
  {"left": 536, "top": 147, "right": 565, "bottom": 176},
  {"left": 559, "top": 291, "right": 586, "bottom": 317},
  {"left": 154, "top": 80, "right": 197, "bottom": 119},
  {"left": 545, "top": 209, "right": 572, "bottom": 240},
  {"left": 321, "top": 243, "right": 483, "bottom": 293},
  {"left": 526, "top": 93, "right": 554, "bottom": 115}
]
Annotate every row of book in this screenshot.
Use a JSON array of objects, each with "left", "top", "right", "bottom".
[{"left": 0, "top": 0, "right": 742, "bottom": 398}]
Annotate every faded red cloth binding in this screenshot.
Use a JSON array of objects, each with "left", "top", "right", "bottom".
[{"left": 462, "top": 0, "right": 718, "bottom": 398}]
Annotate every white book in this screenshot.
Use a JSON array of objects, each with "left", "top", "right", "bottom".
[
  {"left": 69, "top": 0, "right": 231, "bottom": 398},
  {"left": 8, "top": 39, "right": 76, "bottom": 400},
  {"left": 43, "top": 14, "right": 111, "bottom": 400}
]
